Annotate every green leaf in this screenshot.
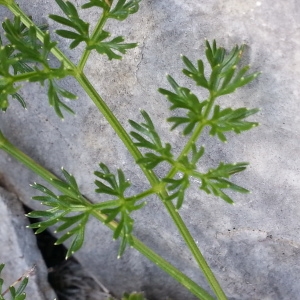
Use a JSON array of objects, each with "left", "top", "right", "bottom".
[
  {"left": 47, "top": 80, "right": 76, "bottom": 119},
  {"left": 94, "top": 163, "right": 147, "bottom": 257},
  {"left": 0, "top": 264, "right": 29, "bottom": 300},
  {"left": 0, "top": 16, "right": 76, "bottom": 116},
  {"left": 200, "top": 162, "right": 249, "bottom": 203},
  {"left": 28, "top": 169, "right": 90, "bottom": 258},
  {"left": 207, "top": 105, "right": 259, "bottom": 142},
  {"left": 205, "top": 39, "right": 226, "bottom": 69},
  {"left": 159, "top": 75, "right": 208, "bottom": 135},
  {"left": 82, "top": 0, "right": 111, "bottom": 10},
  {"left": 122, "top": 291, "right": 147, "bottom": 300},
  {"left": 182, "top": 40, "right": 260, "bottom": 96},
  {"left": 129, "top": 110, "right": 174, "bottom": 169},
  {"left": 55, "top": 214, "right": 88, "bottom": 259},
  {"left": 50, "top": 0, "right": 90, "bottom": 49},
  {"left": 108, "top": 0, "right": 141, "bottom": 21},
  {"left": 94, "top": 163, "right": 130, "bottom": 197},
  {"left": 88, "top": 34, "right": 137, "bottom": 60},
  {"left": 163, "top": 175, "right": 190, "bottom": 209},
  {"left": 182, "top": 55, "right": 209, "bottom": 88}
]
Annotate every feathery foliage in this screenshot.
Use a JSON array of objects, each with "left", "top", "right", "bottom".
[
  {"left": 26, "top": 168, "right": 91, "bottom": 259},
  {"left": 0, "top": 1, "right": 261, "bottom": 298},
  {"left": 94, "top": 163, "right": 146, "bottom": 257},
  {"left": 51, "top": 0, "right": 138, "bottom": 59},
  {"left": 0, "top": 16, "right": 76, "bottom": 117}
]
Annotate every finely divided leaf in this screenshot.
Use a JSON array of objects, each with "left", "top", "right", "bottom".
[
  {"left": 94, "top": 163, "right": 130, "bottom": 197},
  {"left": 48, "top": 80, "right": 76, "bottom": 119},
  {"left": 82, "top": 0, "right": 111, "bottom": 10},
  {"left": 94, "top": 163, "right": 145, "bottom": 257},
  {"left": 208, "top": 105, "right": 259, "bottom": 142},
  {"left": 129, "top": 110, "right": 174, "bottom": 169},
  {"left": 200, "top": 162, "right": 249, "bottom": 203},
  {"left": 88, "top": 34, "right": 137, "bottom": 60},
  {"left": 28, "top": 169, "right": 90, "bottom": 259},
  {"left": 159, "top": 75, "right": 208, "bottom": 135},
  {"left": 50, "top": 0, "right": 90, "bottom": 49},
  {"left": 182, "top": 55, "right": 209, "bottom": 88},
  {"left": 163, "top": 175, "right": 190, "bottom": 209},
  {"left": 108, "top": 0, "right": 141, "bottom": 21}
]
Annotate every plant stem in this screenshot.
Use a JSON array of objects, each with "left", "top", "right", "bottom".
[
  {"left": 0, "top": 131, "right": 214, "bottom": 300},
  {"left": 5, "top": 4, "right": 227, "bottom": 299},
  {"left": 77, "top": 75, "right": 227, "bottom": 300},
  {"left": 160, "top": 94, "right": 228, "bottom": 300},
  {"left": 78, "top": 10, "right": 109, "bottom": 71}
]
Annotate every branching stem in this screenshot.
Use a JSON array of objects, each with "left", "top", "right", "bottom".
[
  {"left": 3, "top": 3, "right": 227, "bottom": 299},
  {"left": 0, "top": 130, "right": 214, "bottom": 300},
  {"left": 78, "top": 10, "right": 109, "bottom": 71}
]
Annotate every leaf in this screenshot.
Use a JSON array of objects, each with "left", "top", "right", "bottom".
[
  {"left": 94, "top": 163, "right": 146, "bottom": 256},
  {"left": 94, "top": 163, "right": 130, "bottom": 197},
  {"left": 88, "top": 33, "right": 137, "bottom": 60},
  {"left": 122, "top": 292, "right": 146, "bottom": 300},
  {"left": 181, "top": 55, "right": 209, "bottom": 88},
  {"left": 28, "top": 169, "right": 91, "bottom": 258},
  {"left": 182, "top": 40, "right": 260, "bottom": 96},
  {"left": 207, "top": 105, "right": 259, "bottom": 142},
  {"left": 50, "top": 0, "right": 90, "bottom": 49},
  {"left": 199, "top": 162, "right": 249, "bottom": 204},
  {"left": 205, "top": 39, "right": 226, "bottom": 69},
  {"left": 108, "top": 0, "right": 141, "bottom": 21},
  {"left": 82, "top": 0, "right": 111, "bottom": 10},
  {"left": 1, "top": 16, "right": 76, "bottom": 116},
  {"left": 55, "top": 214, "right": 88, "bottom": 259},
  {"left": 158, "top": 75, "right": 208, "bottom": 135},
  {"left": 163, "top": 175, "right": 190, "bottom": 209},
  {"left": 47, "top": 80, "right": 76, "bottom": 119},
  {"left": 129, "top": 110, "right": 174, "bottom": 169}
]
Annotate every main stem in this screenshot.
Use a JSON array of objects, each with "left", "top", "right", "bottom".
[{"left": 6, "top": 3, "right": 226, "bottom": 299}]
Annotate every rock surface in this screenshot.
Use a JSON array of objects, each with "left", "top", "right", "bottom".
[
  {"left": 0, "top": 1, "right": 300, "bottom": 299},
  {"left": 0, "top": 187, "right": 56, "bottom": 300}
]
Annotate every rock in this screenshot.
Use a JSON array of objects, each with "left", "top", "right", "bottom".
[
  {"left": 0, "top": 187, "right": 56, "bottom": 299},
  {"left": 0, "top": 1, "right": 300, "bottom": 299}
]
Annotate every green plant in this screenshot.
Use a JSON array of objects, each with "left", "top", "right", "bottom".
[
  {"left": 0, "top": 264, "right": 32, "bottom": 300},
  {"left": 0, "top": 1, "right": 260, "bottom": 299}
]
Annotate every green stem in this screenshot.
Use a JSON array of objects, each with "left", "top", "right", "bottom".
[
  {"left": 126, "top": 187, "right": 155, "bottom": 202},
  {"left": 5, "top": 4, "right": 226, "bottom": 299},
  {"left": 160, "top": 94, "right": 228, "bottom": 300},
  {"left": 0, "top": 131, "right": 214, "bottom": 300},
  {"left": 76, "top": 75, "right": 227, "bottom": 300},
  {"left": 78, "top": 10, "right": 109, "bottom": 71}
]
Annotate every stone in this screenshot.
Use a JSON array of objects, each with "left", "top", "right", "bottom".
[
  {"left": 0, "top": 1, "right": 300, "bottom": 299},
  {"left": 0, "top": 187, "right": 56, "bottom": 300}
]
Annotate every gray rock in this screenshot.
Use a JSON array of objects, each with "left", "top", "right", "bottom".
[
  {"left": 0, "top": 187, "right": 56, "bottom": 300},
  {"left": 0, "top": 0, "right": 300, "bottom": 299}
]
